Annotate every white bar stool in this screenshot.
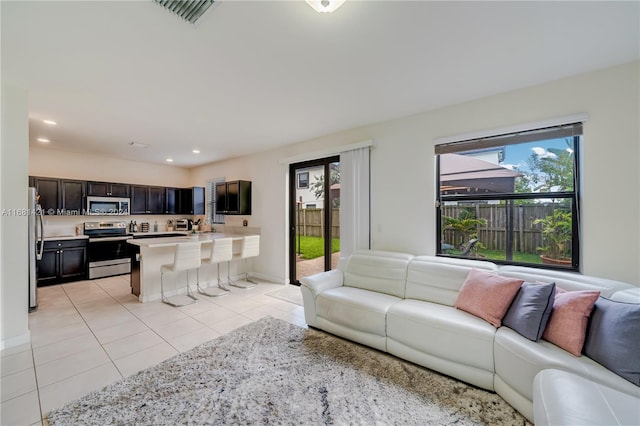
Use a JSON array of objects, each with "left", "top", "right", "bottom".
[
  {"left": 161, "top": 241, "right": 200, "bottom": 307},
  {"left": 228, "top": 235, "right": 260, "bottom": 289},
  {"left": 197, "top": 237, "right": 233, "bottom": 297}
]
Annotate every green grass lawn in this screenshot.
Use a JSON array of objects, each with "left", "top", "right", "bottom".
[
  {"left": 446, "top": 248, "right": 542, "bottom": 264},
  {"left": 296, "top": 236, "right": 340, "bottom": 260}
]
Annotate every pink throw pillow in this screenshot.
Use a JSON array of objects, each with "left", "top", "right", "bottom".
[
  {"left": 542, "top": 289, "right": 600, "bottom": 356},
  {"left": 455, "top": 269, "right": 524, "bottom": 328}
]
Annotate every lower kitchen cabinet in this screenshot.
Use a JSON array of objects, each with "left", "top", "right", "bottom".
[{"left": 37, "top": 239, "right": 87, "bottom": 286}]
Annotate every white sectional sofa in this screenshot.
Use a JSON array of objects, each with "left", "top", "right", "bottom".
[{"left": 300, "top": 250, "right": 640, "bottom": 424}]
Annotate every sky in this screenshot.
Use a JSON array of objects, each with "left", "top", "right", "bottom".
[{"left": 501, "top": 137, "right": 575, "bottom": 174}]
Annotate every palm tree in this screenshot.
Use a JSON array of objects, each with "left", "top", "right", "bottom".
[{"left": 442, "top": 208, "right": 487, "bottom": 250}]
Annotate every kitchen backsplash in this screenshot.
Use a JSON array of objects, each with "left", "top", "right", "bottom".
[
  {"left": 42, "top": 214, "right": 258, "bottom": 237},
  {"left": 43, "top": 215, "right": 186, "bottom": 237}
]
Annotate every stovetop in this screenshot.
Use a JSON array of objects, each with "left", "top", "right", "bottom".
[{"left": 84, "top": 221, "right": 128, "bottom": 237}]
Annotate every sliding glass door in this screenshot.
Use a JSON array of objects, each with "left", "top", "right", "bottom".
[{"left": 289, "top": 156, "right": 340, "bottom": 284}]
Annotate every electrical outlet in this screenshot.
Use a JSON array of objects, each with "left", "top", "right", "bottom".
[{"left": 243, "top": 219, "right": 248, "bottom": 227}]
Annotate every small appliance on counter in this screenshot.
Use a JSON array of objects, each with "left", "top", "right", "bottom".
[{"left": 175, "top": 219, "right": 193, "bottom": 231}]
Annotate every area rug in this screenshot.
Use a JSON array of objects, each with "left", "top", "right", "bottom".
[
  {"left": 47, "top": 317, "right": 529, "bottom": 425},
  {"left": 265, "top": 284, "right": 303, "bottom": 306}
]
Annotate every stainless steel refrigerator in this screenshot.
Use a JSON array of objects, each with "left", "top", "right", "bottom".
[{"left": 28, "top": 187, "right": 44, "bottom": 311}]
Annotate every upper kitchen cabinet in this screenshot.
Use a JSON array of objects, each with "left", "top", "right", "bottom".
[
  {"left": 165, "top": 187, "right": 180, "bottom": 214},
  {"left": 215, "top": 180, "right": 251, "bottom": 215},
  {"left": 131, "top": 185, "right": 166, "bottom": 214},
  {"left": 30, "top": 177, "right": 59, "bottom": 214},
  {"left": 87, "top": 181, "right": 130, "bottom": 197},
  {"left": 30, "top": 176, "right": 85, "bottom": 215},
  {"left": 60, "top": 179, "right": 86, "bottom": 214},
  {"left": 180, "top": 187, "right": 205, "bottom": 215}
]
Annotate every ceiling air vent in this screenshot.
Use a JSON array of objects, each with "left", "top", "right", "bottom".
[{"left": 154, "top": 0, "right": 215, "bottom": 24}]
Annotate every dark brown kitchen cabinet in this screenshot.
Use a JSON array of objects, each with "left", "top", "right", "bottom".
[
  {"left": 60, "top": 179, "right": 86, "bottom": 214},
  {"left": 30, "top": 176, "right": 85, "bottom": 215},
  {"left": 37, "top": 239, "right": 87, "bottom": 286},
  {"left": 215, "top": 180, "right": 251, "bottom": 215},
  {"left": 131, "top": 185, "right": 165, "bottom": 214},
  {"left": 165, "top": 187, "right": 180, "bottom": 214},
  {"left": 87, "top": 181, "right": 130, "bottom": 197},
  {"left": 179, "top": 187, "right": 205, "bottom": 215},
  {"left": 31, "top": 177, "right": 59, "bottom": 214}
]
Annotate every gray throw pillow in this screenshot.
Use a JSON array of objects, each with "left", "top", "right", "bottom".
[
  {"left": 502, "top": 282, "right": 555, "bottom": 341},
  {"left": 583, "top": 297, "right": 640, "bottom": 386}
]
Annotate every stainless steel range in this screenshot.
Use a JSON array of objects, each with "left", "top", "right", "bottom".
[{"left": 84, "top": 221, "right": 132, "bottom": 279}]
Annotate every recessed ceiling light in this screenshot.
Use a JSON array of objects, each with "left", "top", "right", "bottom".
[
  {"left": 166, "top": 158, "right": 174, "bottom": 162},
  {"left": 192, "top": 149, "right": 200, "bottom": 154},
  {"left": 42, "top": 119, "right": 57, "bottom": 125},
  {"left": 37, "top": 138, "right": 50, "bottom": 143}
]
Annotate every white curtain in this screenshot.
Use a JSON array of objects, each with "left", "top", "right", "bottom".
[{"left": 339, "top": 147, "right": 370, "bottom": 262}]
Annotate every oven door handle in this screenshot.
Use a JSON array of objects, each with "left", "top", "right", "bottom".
[{"left": 89, "top": 236, "right": 133, "bottom": 242}]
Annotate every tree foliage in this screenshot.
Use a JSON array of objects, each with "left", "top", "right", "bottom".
[
  {"left": 310, "top": 164, "right": 341, "bottom": 208},
  {"left": 442, "top": 208, "right": 487, "bottom": 249},
  {"left": 521, "top": 138, "right": 575, "bottom": 193}
]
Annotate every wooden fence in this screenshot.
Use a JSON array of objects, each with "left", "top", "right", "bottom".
[
  {"left": 442, "top": 204, "right": 561, "bottom": 254},
  {"left": 296, "top": 204, "right": 563, "bottom": 253},
  {"left": 296, "top": 208, "right": 340, "bottom": 239}
]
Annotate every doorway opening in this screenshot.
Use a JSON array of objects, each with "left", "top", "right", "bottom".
[{"left": 289, "top": 156, "right": 340, "bottom": 285}]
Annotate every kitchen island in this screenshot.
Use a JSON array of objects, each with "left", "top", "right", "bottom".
[{"left": 127, "top": 233, "right": 256, "bottom": 302}]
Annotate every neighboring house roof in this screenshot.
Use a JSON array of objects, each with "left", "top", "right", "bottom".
[{"left": 440, "top": 153, "right": 520, "bottom": 194}]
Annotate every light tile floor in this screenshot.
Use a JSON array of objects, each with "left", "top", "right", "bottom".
[{"left": 1, "top": 275, "right": 305, "bottom": 426}]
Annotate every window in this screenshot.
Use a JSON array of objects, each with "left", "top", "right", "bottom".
[
  {"left": 297, "top": 172, "right": 309, "bottom": 189},
  {"left": 206, "top": 178, "right": 225, "bottom": 225},
  {"left": 436, "top": 123, "right": 581, "bottom": 271}
]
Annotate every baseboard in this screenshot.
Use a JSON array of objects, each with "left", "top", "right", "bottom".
[
  {"left": 249, "top": 272, "right": 286, "bottom": 284},
  {"left": 1, "top": 331, "right": 31, "bottom": 351}
]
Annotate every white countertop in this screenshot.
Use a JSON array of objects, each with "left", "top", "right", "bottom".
[
  {"left": 43, "top": 235, "right": 89, "bottom": 241},
  {"left": 129, "top": 231, "right": 189, "bottom": 237},
  {"left": 127, "top": 233, "right": 250, "bottom": 248}
]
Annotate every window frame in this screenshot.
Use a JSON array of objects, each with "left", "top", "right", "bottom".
[
  {"left": 206, "top": 178, "right": 225, "bottom": 225},
  {"left": 435, "top": 127, "right": 582, "bottom": 272}
]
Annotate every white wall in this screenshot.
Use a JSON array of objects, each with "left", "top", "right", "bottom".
[
  {"left": 191, "top": 61, "right": 640, "bottom": 286},
  {"left": 29, "top": 148, "right": 191, "bottom": 187},
  {"left": 1, "top": 84, "right": 30, "bottom": 349}
]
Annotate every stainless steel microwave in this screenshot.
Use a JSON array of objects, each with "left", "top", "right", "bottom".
[{"left": 86, "top": 196, "right": 130, "bottom": 216}]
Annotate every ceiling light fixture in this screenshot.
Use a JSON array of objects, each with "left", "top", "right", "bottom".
[
  {"left": 37, "top": 138, "right": 50, "bottom": 143},
  {"left": 42, "top": 119, "right": 57, "bottom": 125},
  {"left": 192, "top": 149, "right": 200, "bottom": 154},
  {"left": 128, "top": 141, "right": 150, "bottom": 148},
  {"left": 166, "top": 158, "right": 174, "bottom": 163},
  {"left": 305, "top": 0, "right": 346, "bottom": 13}
]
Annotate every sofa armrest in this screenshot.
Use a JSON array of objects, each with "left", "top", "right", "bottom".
[{"left": 300, "top": 269, "right": 344, "bottom": 298}]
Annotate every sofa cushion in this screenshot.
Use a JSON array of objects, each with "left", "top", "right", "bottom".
[
  {"left": 316, "top": 286, "right": 401, "bottom": 337},
  {"left": 455, "top": 269, "right": 523, "bottom": 328},
  {"left": 542, "top": 289, "right": 600, "bottom": 356},
  {"left": 610, "top": 287, "right": 640, "bottom": 303},
  {"left": 533, "top": 369, "right": 640, "bottom": 426},
  {"left": 498, "top": 265, "right": 633, "bottom": 297},
  {"left": 406, "top": 256, "right": 498, "bottom": 306},
  {"left": 494, "top": 327, "right": 640, "bottom": 402},
  {"left": 343, "top": 250, "right": 413, "bottom": 298},
  {"left": 503, "top": 282, "right": 555, "bottom": 341},
  {"left": 387, "top": 300, "right": 496, "bottom": 373},
  {"left": 583, "top": 297, "right": 640, "bottom": 386}
]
